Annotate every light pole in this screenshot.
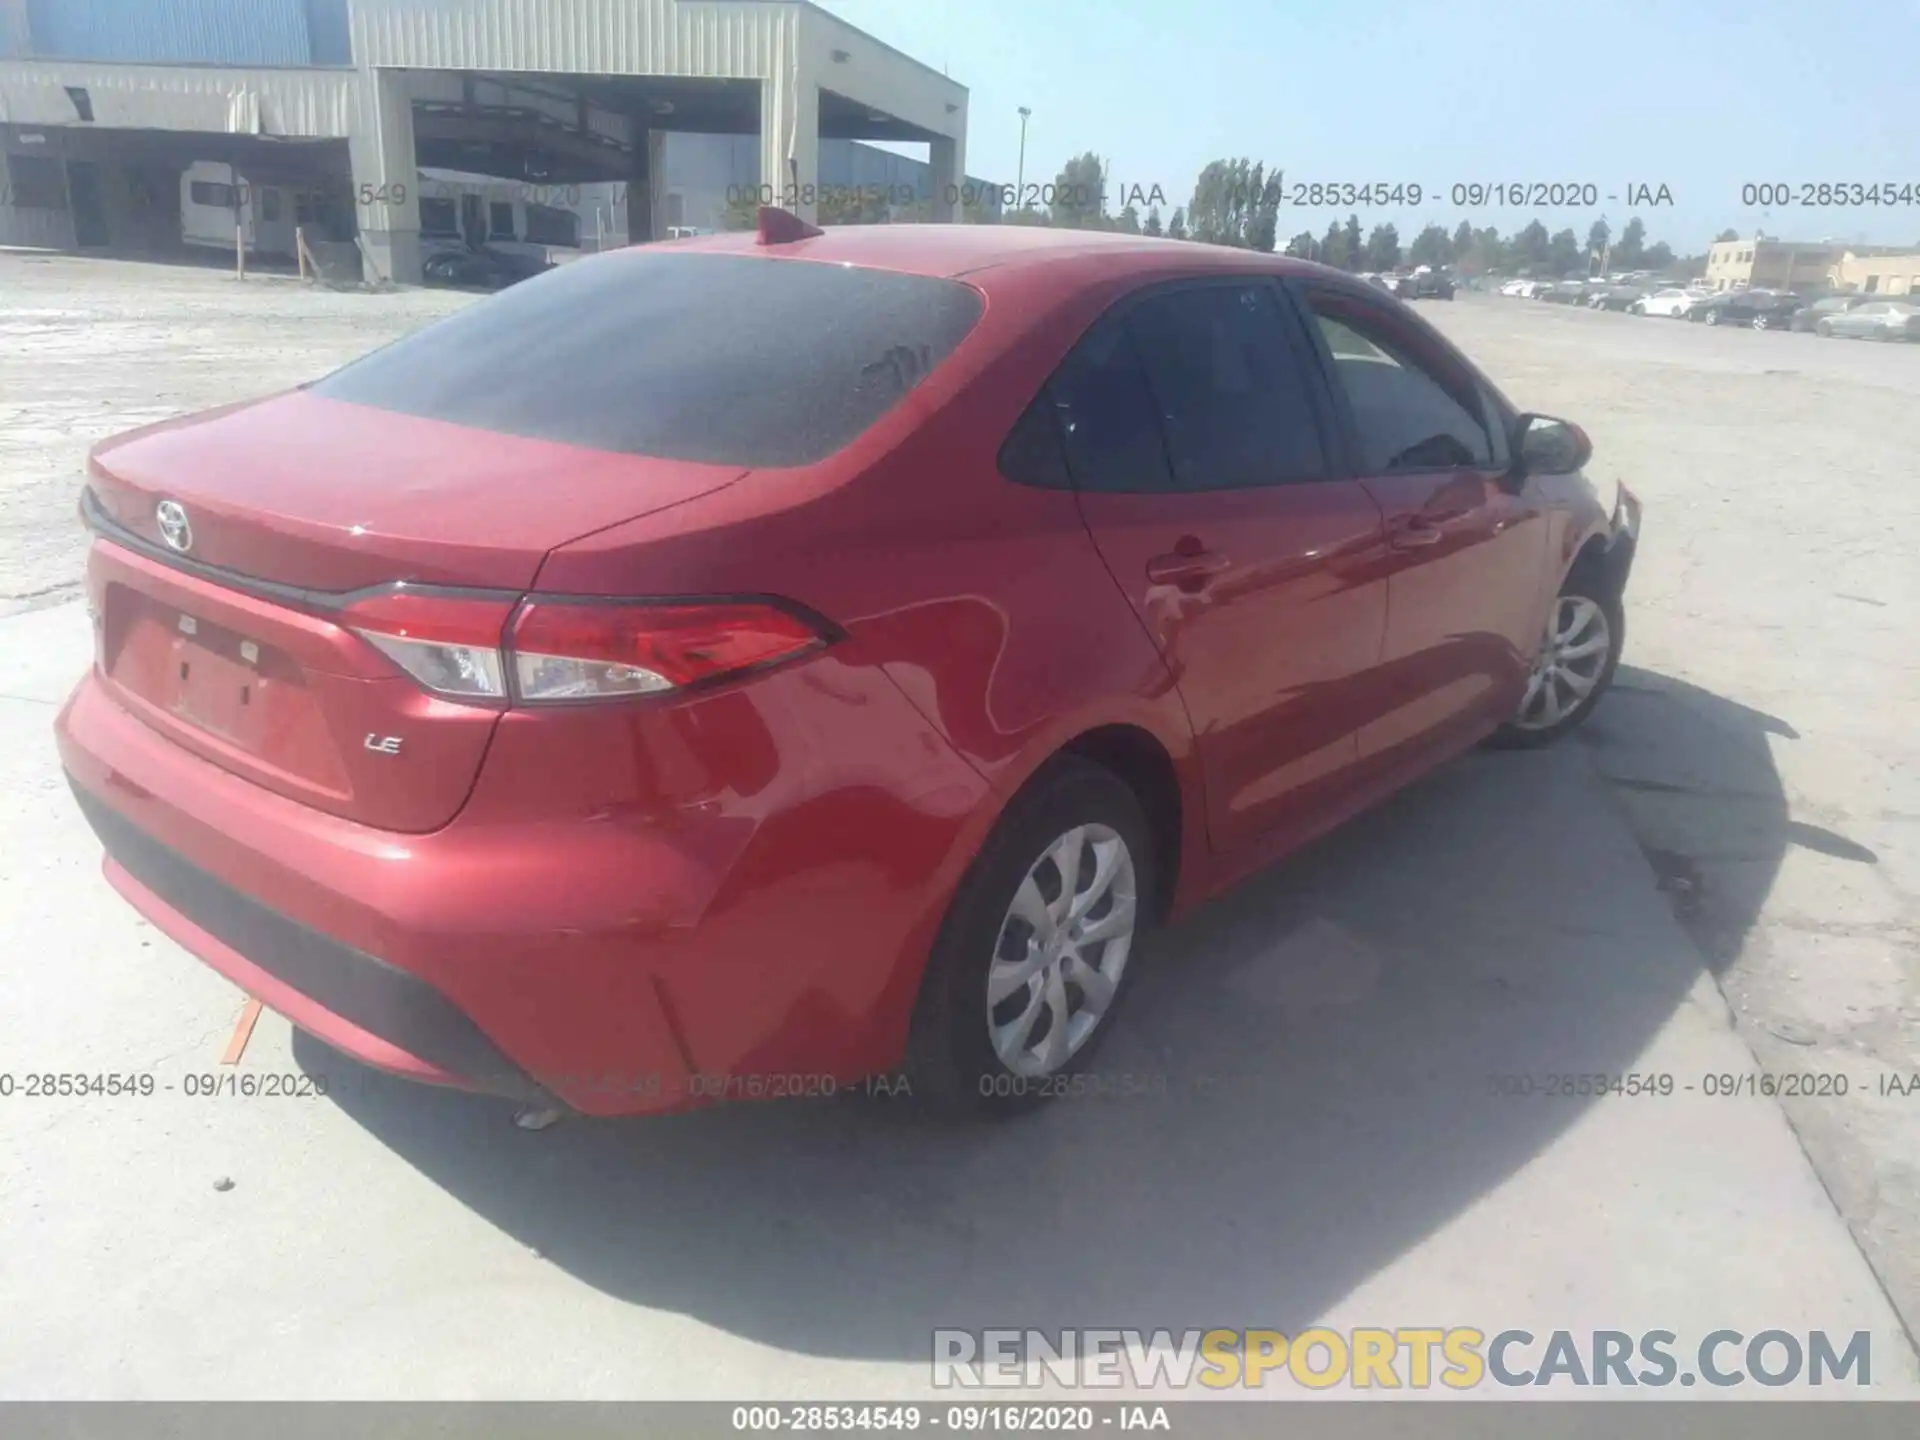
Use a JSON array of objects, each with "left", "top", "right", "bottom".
[{"left": 1016, "top": 106, "right": 1031, "bottom": 211}]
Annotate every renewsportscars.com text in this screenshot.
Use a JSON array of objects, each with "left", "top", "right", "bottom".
[{"left": 932, "top": 1327, "right": 1873, "bottom": 1390}]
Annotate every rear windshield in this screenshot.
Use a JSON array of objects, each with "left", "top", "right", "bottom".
[{"left": 311, "top": 251, "right": 984, "bottom": 467}]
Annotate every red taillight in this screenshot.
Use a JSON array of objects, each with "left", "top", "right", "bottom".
[
  {"left": 510, "top": 600, "right": 827, "bottom": 701},
  {"left": 340, "top": 588, "right": 516, "bottom": 701},
  {"left": 341, "top": 588, "right": 829, "bottom": 705}
]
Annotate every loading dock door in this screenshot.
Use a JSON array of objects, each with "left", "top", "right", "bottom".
[{"left": 67, "top": 162, "right": 110, "bottom": 247}]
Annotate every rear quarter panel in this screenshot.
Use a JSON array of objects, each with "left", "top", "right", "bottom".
[{"left": 533, "top": 250, "right": 1283, "bottom": 915}]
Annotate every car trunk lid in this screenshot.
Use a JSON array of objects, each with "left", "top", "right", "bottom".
[{"left": 85, "top": 389, "right": 747, "bottom": 832}]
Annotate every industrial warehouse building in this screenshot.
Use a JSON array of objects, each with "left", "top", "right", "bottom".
[{"left": 0, "top": 0, "right": 980, "bottom": 282}]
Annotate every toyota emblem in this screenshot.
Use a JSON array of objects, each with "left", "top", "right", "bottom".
[{"left": 155, "top": 500, "right": 193, "bottom": 553}]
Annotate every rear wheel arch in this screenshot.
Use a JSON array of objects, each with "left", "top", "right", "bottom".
[{"left": 1057, "top": 724, "right": 1184, "bottom": 926}]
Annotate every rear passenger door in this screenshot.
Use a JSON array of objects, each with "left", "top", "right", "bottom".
[
  {"left": 1046, "top": 280, "right": 1390, "bottom": 855},
  {"left": 1291, "top": 282, "right": 1548, "bottom": 769}
]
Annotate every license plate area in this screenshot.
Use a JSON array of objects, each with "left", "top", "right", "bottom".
[
  {"left": 168, "top": 611, "right": 279, "bottom": 744},
  {"left": 104, "top": 590, "right": 306, "bottom": 757}
]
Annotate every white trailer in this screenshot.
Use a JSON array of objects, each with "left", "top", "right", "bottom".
[
  {"left": 178, "top": 160, "right": 297, "bottom": 258},
  {"left": 415, "top": 168, "right": 629, "bottom": 265}
]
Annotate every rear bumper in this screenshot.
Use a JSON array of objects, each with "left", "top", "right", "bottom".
[
  {"left": 71, "top": 780, "right": 552, "bottom": 1104},
  {"left": 57, "top": 647, "right": 988, "bottom": 1116}
]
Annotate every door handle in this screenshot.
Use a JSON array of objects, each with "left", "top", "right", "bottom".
[
  {"left": 1145, "top": 548, "right": 1229, "bottom": 590},
  {"left": 1389, "top": 511, "right": 1469, "bottom": 549}
]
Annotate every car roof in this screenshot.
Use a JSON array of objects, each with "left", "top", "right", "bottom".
[{"left": 660, "top": 222, "right": 1330, "bottom": 284}]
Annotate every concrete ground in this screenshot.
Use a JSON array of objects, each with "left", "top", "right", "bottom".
[
  {"left": 1, "top": 255, "right": 1916, "bottom": 1399},
  {"left": 1417, "top": 294, "right": 1920, "bottom": 1357}
]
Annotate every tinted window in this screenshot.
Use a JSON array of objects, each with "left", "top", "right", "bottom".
[
  {"left": 419, "top": 197, "right": 459, "bottom": 236},
  {"left": 525, "top": 203, "right": 579, "bottom": 247},
  {"left": 313, "top": 251, "right": 984, "bottom": 467},
  {"left": 1123, "top": 286, "right": 1328, "bottom": 489},
  {"left": 1303, "top": 292, "right": 1493, "bottom": 472},
  {"left": 1048, "top": 313, "right": 1176, "bottom": 493},
  {"left": 998, "top": 394, "right": 1072, "bottom": 490},
  {"left": 489, "top": 201, "right": 515, "bottom": 239}
]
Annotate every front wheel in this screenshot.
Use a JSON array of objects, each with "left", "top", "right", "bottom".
[
  {"left": 1488, "top": 577, "right": 1623, "bottom": 749},
  {"left": 1704, "top": 309, "right": 1721, "bottom": 325},
  {"left": 905, "top": 758, "right": 1155, "bottom": 1117}
]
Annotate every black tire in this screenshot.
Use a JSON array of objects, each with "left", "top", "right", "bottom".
[
  {"left": 1488, "top": 570, "right": 1624, "bottom": 750},
  {"left": 1704, "top": 308, "right": 1721, "bottom": 325},
  {"left": 904, "top": 757, "right": 1156, "bottom": 1118}
]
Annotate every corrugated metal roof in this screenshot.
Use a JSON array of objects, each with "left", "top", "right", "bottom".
[
  {"left": 24, "top": 0, "right": 315, "bottom": 67},
  {"left": 352, "top": 0, "right": 793, "bottom": 77},
  {"left": 304, "top": 0, "right": 352, "bottom": 65}
]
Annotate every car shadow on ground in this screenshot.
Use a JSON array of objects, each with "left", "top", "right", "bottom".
[{"left": 300, "top": 664, "right": 1822, "bottom": 1361}]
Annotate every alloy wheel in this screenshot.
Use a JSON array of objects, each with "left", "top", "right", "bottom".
[
  {"left": 987, "top": 823, "right": 1138, "bottom": 1077},
  {"left": 1515, "top": 596, "right": 1612, "bottom": 732}
]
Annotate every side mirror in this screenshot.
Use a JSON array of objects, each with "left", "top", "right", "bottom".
[{"left": 1511, "top": 413, "right": 1592, "bottom": 480}]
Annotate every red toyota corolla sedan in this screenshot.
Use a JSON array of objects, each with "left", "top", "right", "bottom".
[{"left": 56, "top": 212, "right": 1640, "bottom": 1119}]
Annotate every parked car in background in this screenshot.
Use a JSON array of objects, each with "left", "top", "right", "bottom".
[
  {"left": 1631, "top": 287, "right": 1704, "bottom": 318},
  {"left": 1736, "top": 292, "right": 1808, "bottom": 331},
  {"left": 1814, "top": 299, "right": 1920, "bottom": 341},
  {"left": 55, "top": 216, "right": 1640, "bottom": 1120},
  {"left": 1539, "top": 280, "right": 1589, "bottom": 305},
  {"left": 1409, "top": 271, "right": 1456, "bottom": 300},
  {"left": 1499, "top": 278, "right": 1537, "bottom": 297},
  {"left": 1585, "top": 284, "right": 1646, "bottom": 312},
  {"left": 1687, "top": 292, "right": 1741, "bottom": 325},
  {"left": 422, "top": 245, "right": 551, "bottom": 291},
  {"left": 1789, "top": 295, "right": 1874, "bottom": 333}
]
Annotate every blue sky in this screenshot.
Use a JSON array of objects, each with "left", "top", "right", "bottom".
[{"left": 816, "top": 0, "right": 1920, "bottom": 252}]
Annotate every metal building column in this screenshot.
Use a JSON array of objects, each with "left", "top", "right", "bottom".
[
  {"left": 929, "top": 132, "right": 965, "bottom": 222},
  {"left": 628, "top": 127, "right": 664, "bottom": 243},
  {"left": 349, "top": 68, "right": 422, "bottom": 284}
]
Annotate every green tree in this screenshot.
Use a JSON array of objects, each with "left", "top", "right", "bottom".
[
  {"left": 1714, "top": 227, "right": 1740, "bottom": 243},
  {"left": 1050, "top": 152, "right": 1108, "bottom": 229},
  {"left": 1320, "top": 219, "right": 1347, "bottom": 268},
  {"left": 1143, "top": 206, "right": 1164, "bottom": 237},
  {"left": 819, "top": 188, "right": 892, "bottom": 226},
  {"left": 1341, "top": 214, "right": 1363, "bottom": 269},
  {"left": 1167, "top": 207, "right": 1188, "bottom": 241},
  {"left": 1116, "top": 203, "right": 1142, "bottom": 235},
  {"left": 1249, "top": 168, "right": 1284, "bottom": 252},
  {"left": 1285, "top": 229, "right": 1316, "bottom": 260},
  {"left": 1452, "top": 219, "right": 1474, "bottom": 259},
  {"left": 1548, "top": 227, "right": 1583, "bottom": 275},
  {"left": 1408, "top": 223, "right": 1454, "bottom": 268},
  {"left": 1188, "top": 158, "right": 1266, "bottom": 246},
  {"left": 1364, "top": 223, "right": 1402, "bottom": 272},
  {"left": 1586, "top": 218, "right": 1611, "bottom": 258},
  {"left": 1613, "top": 217, "right": 1646, "bottom": 269},
  {"left": 1643, "top": 241, "right": 1676, "bottom": 271},
  {"left": 1515, "top": 219, "right": 1551, "bottom": 271}
]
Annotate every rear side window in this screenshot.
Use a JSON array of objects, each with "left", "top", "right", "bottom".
[
  {"left": 1047, "top": 313, "right": 1176, "bottom": 493},
  {"left": 312, "top": 252, "right": 984, "bottom": 467}
]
